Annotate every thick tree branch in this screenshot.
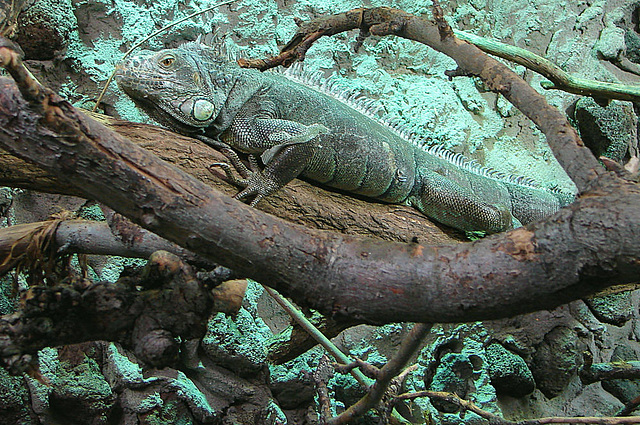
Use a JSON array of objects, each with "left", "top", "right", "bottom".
[
  {"left": 0, "top": 110, "right": 462, "bottom": 245},
  {"left": 0, "top": 219, "right": 216, "bottom": 269},
  {"left": 0, "top": 28, "right": 638, "bottom": 326},
  {"left": 581, "top": 360, "right": 640, "bottom": 385}
]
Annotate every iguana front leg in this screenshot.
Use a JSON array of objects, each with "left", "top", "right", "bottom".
[
  {"left": 214, "top": 102, "right": 330, "bottom": 205},
  {"left": 197, "top": 135, "right": 254, "bottom": 178},
  {"left": 233, "top": 140, "right": 315, "bottom": 206}
]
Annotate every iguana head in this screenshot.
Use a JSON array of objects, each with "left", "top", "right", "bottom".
[{"left": 115, "top": 43, "right": 234, "bottom": 134}]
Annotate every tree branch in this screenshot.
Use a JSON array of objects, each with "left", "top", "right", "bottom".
[
  {"left": 581, "top": 360, "right": 640, "bottom": 385},
  {"left": 327, "top": 323, "right": 432, "bottom": 424},
  {"left": 396, "top": 391, "right": 640, "bottom": 425},
  {"left": 452, "top": 30, "right": 640, "bottom": 103},
  {"left": 0, "top": 23, "right": 638, "bottom": 326},
  {"left": 0, "top": 219, "right": 218, "bottom": 271},
  {"left": 0, "top": 109, "right": 463, "bottom": 246},
  {"left": 240, "top": 7, "right": 603, "bottom": 192}
]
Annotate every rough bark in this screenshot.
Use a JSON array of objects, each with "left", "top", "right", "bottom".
[
  {"left": 0, "top": 108, "right": 463, "bottom": 245},
  {"left": 0, "top": 7, "right": 637, "bottom": 326},
  {"left": 0, "top": 74, "right": 637, "bottom": 326},
  {"left": 0, "top": 0, "right": 25, "bottom": 38},
  {"left": 0, "top": 219, "right": 212, "bottom": 268},
  {"left": 0, "top": 251, "right": 246, "bottom": 372}
]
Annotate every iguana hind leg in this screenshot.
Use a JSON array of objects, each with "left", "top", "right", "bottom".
[{"left": 410, "top": 170, "right": 516, "bottom": 234}]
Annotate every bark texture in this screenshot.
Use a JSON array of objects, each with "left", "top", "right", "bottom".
[
  {"left": 0, "top": 8, "right": 637, "bottom": 325},
  {"left": 0, "top": 108, "right": 463, "bottom": 245}
]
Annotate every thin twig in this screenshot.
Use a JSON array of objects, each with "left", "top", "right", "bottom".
[
  {"left": 397, "top": 390, "right": 497, "bottom": 421},
  {"left": 618, "top": 394, "right": 640, "bottom": 417},
  {"left": 327, "top": 322, "right": 432, "bottom": 424},
  {"left": 453, "top": 29, "right": 640, "bottom": 103},
  {"left": 262, "top": 285, "right": 370, "bottom": 388},
  {"left": 396, "top": 391, "right": 640, "bottom": 425},
  {"left": 313, "top": 355, "right": 335, "bottom": 423},
  {"left": 580, "top": 360, "right": 640, "bottom": 384},
  {"left": 91, "top": 0, "right": 236, "bottom": 112},
  {"left": 334, "top": 358, "right": 379, "bottom": 380}
]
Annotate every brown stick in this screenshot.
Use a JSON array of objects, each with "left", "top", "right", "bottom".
[
  {"left": 327, "top": 323, "right": 432, "bottom": 424},
  {"left": 240, "top": 7, "right": 603, "bottom": 192},
  {"left": 396, "top": 391, "right": 640, "bottom": 425},
  {"left": 0, "top": 219, "right": 217, "bottom": 269},
  {"left": 0, "top": 36, "right": 638, "bottom": 326},
  {"left": 618, "top": 394, "right": 640, "bottom": 417}
]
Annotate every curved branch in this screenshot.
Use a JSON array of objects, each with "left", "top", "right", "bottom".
[
  {"left": 0, "top": 32, "right": 637, "bottom": 325},
  {"left": 0, "top": 219, "right": 215, "bottom": 267},
  {"left": 328, "top": 323, "right": 432, "bottom": 424},
  {"left": 453, "top": 30, "right": 640, "bottom": 103},
  {"left": 396, "top": 391, "right": 640, "bottom": 425},
  {"left": 241, "top": 7, "right": 603, "bottom": 192}
]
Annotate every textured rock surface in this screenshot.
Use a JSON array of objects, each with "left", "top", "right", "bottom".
[
  {"left": 531, "top": 326, "right": 587, "bottom": 398},
  {"left": 485, "top": 343, "right": 535, "bottom": 397},
  {"left": 1, "top": 0, "right": 640, "bottom": 424},
  {"left": 585, "top": 291, "right": 634, "bottom": 327},
  {"left": 574, "top": 97, "right": 637, "bottom": 164}
]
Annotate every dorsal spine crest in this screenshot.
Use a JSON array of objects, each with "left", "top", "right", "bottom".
[{"left": 276, "top": 64, "right": 561, "bottom": 194}]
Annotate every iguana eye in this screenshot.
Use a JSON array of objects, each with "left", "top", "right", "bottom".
[{"left": 159, "top": 55, "right": 175, "bottom": 68}]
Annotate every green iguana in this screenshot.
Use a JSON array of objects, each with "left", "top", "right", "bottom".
[{"left": 115, "top": 42, "right": 573, "bottom": 234}]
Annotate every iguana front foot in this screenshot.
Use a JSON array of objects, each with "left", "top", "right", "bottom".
[
  {"left": 211, "top": 163, "right": 286, "bottom": 207},
  {"left": 198, "top": 135, "right": 253, "bottom": 178},
  {"left": 210, "top": 162, "right": 249, "bottom": 187},
  {"left": 215, "top": 124, "right": 328, "bottom": 207},
  {"left": 233, "top": 172, "right": 279, "bottom": 207}
]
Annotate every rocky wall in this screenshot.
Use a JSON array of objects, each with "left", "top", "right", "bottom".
[{"left": 1, "top": 0, "right": 639, "bottom": 424}]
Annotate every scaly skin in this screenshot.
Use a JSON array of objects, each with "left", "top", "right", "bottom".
[{"left": 115, "top": 42, "right": 571, "bottom": 234}]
